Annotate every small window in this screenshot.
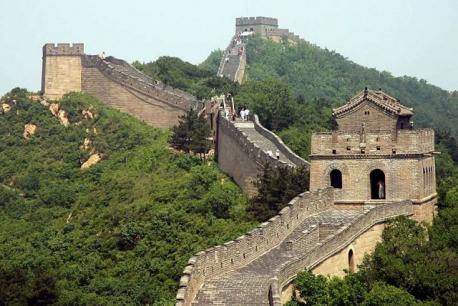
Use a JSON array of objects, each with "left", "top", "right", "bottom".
[
  {"left": 332, "top": 149, "right": 337, "bottom": 154},
  {"left": 392, "top": 149, "right": 396, "bottom": 154},
  {"left": 361, "top": 149, "right": 365, "bottom": 154},
  {"left": 376, "top": 137, "right": 380, "bottom": 142},
  {"left": 347, "top": 146, "right": 351, "bottom": 151},
  {"left": 376, "top": 146, "right": 381, "bottom": 151},
  {"left": 330, "top": 169, "right": 343, "bottom": 189}
]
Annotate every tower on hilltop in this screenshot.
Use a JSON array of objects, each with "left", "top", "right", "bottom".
[
  {"left": 309, "top": 89, "right": 437, "bottom": 223},
  {"left": 235, "top": 16, "right": 278, "bottom": 37},
  {"left": 41, "top": 43, "right": 84, "bottom": 100}
]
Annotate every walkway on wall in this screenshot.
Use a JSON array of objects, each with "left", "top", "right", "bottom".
[
  {"left": 193, "top": 206, "right": 371, "bottom": 305},
  {"left": 234, "top": 119, "right": 297, "bottom": 166},
  {"left": 218, "top": 36, "right": 245, "bottom": 83}
]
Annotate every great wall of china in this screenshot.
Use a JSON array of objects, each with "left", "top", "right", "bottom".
[{"left": 41, "top": 16, "right": 437, "bottom": 306}]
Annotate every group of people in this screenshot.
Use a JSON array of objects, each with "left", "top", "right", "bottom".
[{"left": 239, "top": 108, "right": 250, "bottom": 121}]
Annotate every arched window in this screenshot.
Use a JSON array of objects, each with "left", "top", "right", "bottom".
[
  {"left": 330, "top": 169, "right": 342, "bottom": 189},
  {"left": 370, "top": 169, "right": 385, "bottom": 199},
  {"left": 348, "top": 249, "right": 355, "bottom": 273}
]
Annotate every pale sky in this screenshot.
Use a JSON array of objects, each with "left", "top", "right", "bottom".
[{"left": 0, "top": 0, "right": 457, "bottom": 95}]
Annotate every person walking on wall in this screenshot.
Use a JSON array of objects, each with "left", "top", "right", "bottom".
[{"left": 245, "top": 108, "right": 250, "bottom": 120}]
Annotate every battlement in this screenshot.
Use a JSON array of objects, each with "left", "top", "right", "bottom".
[
  {"left": 311, "top": 128, "right": 435, "bottom": 156},
  {"left": 235, "top": 16, "right": 278, "bottom": 27},
  {"left": 43, "top": 43, "right": 84, "bottom": 56}
]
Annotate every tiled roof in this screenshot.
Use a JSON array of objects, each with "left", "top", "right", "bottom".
[{"left": 333, "top": 89, "right": 414, "bottom": 117}]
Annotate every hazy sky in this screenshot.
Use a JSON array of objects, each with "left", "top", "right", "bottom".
[{"left": 0, "top": 0, "right": 457, "bottom": 95}]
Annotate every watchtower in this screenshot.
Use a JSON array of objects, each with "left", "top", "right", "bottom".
[
  {"left": 309, "top": 89, "right": 437, "bottom": 223},
  {"left": 41, "top": 43, "right": 84, "bottom": 100},
  {"left": 235, "top": 17, "right": 278, "bottom": 37}
]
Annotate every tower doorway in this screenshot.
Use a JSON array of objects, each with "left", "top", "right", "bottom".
[
  {"left": 348, "top": 249, "right": 355, "bottom": 273},
  {"left": 370, "top": 169, "right": 385, "bottom": 199},
  {"left": 330, "top": 169, "right": 342, "bottom": 189}
]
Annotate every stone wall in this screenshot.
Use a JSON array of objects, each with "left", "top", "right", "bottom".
[
  {"left": 236, "top": 16, "right": 278, "bottom": 36},
  {"left": 253, "top": 114, "right": 309, "bottom": 167},
  {"left": 42, "top": 43, "right": 84, "bottom": 100},
  {"left": 311, "top": 129, "right": 434, "bottom": 156},
  {"left": 216, "top": 115, "right": 294, "bottom": 194},
  {"left": 310, "top": 156, "right": 436, "bottom": 203},
  {"left": 175, "top": 188, "right": 335, "bottom": 306},
  {"left": 82, "top": 66, "right": 185, "bottom": 127},
  {"left": 42, "top": 44, "right": 202, "bottom": 128},
  {"left": 276, "top": 201, "right": 413, "bottom": 302}
]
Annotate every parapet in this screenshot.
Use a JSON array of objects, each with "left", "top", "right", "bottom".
[
  {"left": 43, "top": 43, "right": 84, "bottom": 56},
  {"left": 236, "top": 16, "right": 278, "bottom": 27}
]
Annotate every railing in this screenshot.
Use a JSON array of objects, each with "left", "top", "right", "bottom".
[
  {"left": 175, "top": 187, "right": 335, "bottom": 306},
  {"left": 274, "top": 201, "right": 413, "bottom": 293},
  {"left": 252, "top": 114, "right": 309, "bottom": 167},
  {"left": 83, "top": 55, "right": 202, "bottom": 111}
]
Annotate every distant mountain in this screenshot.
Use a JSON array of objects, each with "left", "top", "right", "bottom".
[{"left": 241, "top": 35, "right": 458, "bottom": 138}]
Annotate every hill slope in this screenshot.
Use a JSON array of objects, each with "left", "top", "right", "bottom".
[
  {"left": 0, "top": 89, "right": 254, "bottom": 305},
  {"left": 243, "top": 36, "right": 458, "bottom": 138}
]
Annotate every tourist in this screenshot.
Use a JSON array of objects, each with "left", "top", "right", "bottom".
[
  {"left": 377, "top": 180, "right": 385, "bottom": 199},
  {"left": 245, "top": 108, "right": 250, "bottom": 120},
  {"left": 240, "top": 108, "right": 245, "bottom": 120}
]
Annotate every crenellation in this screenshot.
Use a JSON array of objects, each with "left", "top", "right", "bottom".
[{"left": 43, "top": 43, "right": 84, "bottom": 56}]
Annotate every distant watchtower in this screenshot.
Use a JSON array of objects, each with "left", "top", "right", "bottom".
[
  {"left": 310, "top": 89, "right": 437, "bottom": 223},
  {"left": 41, "top": 43, "right": 84, "bottom": 100},
  {"left": 235, "top": 16, "right": 278, "bottom": 37}
]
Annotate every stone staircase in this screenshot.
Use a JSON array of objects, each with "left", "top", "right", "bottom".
[
  {"left": 234, "top": 120, "right": 297, "bottom": 166},
  {"left": 193, "top": 206, "right": 371, "bottom": 305}
]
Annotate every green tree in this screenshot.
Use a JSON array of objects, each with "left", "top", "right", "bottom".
[
  {"left": 249, "top": 163, "right": 309, "bottom": 221},
  {"left": 294, "top": 271, "right": 329, "bottom": 306},
  {"left": 362, "top": 282, "right": 419, "bottom": 306}
]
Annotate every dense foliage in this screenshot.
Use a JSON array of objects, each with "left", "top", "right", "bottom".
[
  {"left": 0, "top": 89, "right": 255, "bottom": 305},
  {"left": 244, "top": 35, "right": 458, "bottom": 140},
  {"left": 133, "top": 56, "right": 238, "bottom": 100},
  {"left": 170, "top": 109, "right": 211, "bottom": 159},
  {"left": 249, "top": 163, "right": 309, "bottom": 221}
]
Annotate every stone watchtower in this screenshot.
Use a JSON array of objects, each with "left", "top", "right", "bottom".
[
  {"left": 41, "top": 43, "right": 84, "bottom": 100},
  {"left": 310, "top": 89, "right": 437, "bottom": 223},
  {"left": 235, "top": 16, "right": 278, "bottom": 37}
]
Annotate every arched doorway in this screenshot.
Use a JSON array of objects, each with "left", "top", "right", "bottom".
[
  {"left": 370, "top": 169, "right": 385, "bottom": 199},
  {"left": 330, "top": 169, "right": 342, "bottom": 189},
  {"left": 348, "top": 249, "right": 355, "bottom": 273}
]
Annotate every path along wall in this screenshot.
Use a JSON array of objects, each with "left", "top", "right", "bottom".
[
  {"left": 216, "top": 114, "right": 298, "bottom": 194},
  {"left": 252, "top": 114, "right": 309, "bottom": 167},
  {"left": 274, "top": 200, "right": 413, "bottom": 305},
  {"left": 81, "top": 55, "right": 200, "bottom": 128},
  {"left": 175, "top": 187, "right": 335, "bottom": 306}
]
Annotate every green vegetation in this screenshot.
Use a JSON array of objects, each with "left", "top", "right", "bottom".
[
  {"left": 133, "top": 56, "right": 238, "bottom": 100},
  {"left": 244, "top": 35, "right": 458, "bottom": 140},
  {"left": 0, "top": 89, "right": 255, "bottom": 305},
  {"left": 249, "top": 163, "right": 309, "bottom": 221},
  {"left": 170, "top": 109, "right": 211, "bottom": 159}
]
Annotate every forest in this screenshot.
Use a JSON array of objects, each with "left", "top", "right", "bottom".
[
  {"left": 136, "top": 34, "right": 458, "bottom": 305},
  {"left": 1, "top": 32, "right": 457, "bottom": 305},
  {"left": 0, "top": 89, "right": 255, "bottom": 305}
]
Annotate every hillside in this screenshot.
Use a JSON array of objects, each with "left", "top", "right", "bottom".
[
  {"left": 243, "top": 36, "right": 458, "bottom": 137},
  {"left": 0, "top": 89, "right": 255, "bottom": 305}
]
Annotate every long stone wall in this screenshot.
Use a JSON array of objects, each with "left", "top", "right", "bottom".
[
  {"left": 175, "top": 187, "right": 335, "bottom": 306},
  {"left": 253, "top": 114, "right": 309, "bottom": 167},
  {"left": 42, "top": 43, "right": 203, "bottom": 128},
  {"left": 274, "top": 201, "right": 413, "bottom": 292},
  {"left": 216, "top": 115, "right": 296, "bottom": 194}
]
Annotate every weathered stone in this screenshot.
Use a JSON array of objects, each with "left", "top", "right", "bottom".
[
  {"left": 81, "top": 153, "right": 101, "bottom": 169},
  {"left": 23, "top": 123, "right": 37, "bottom": 139},
  {"left": 1, "top": 103, "right": 11, "bottom": 113}
]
